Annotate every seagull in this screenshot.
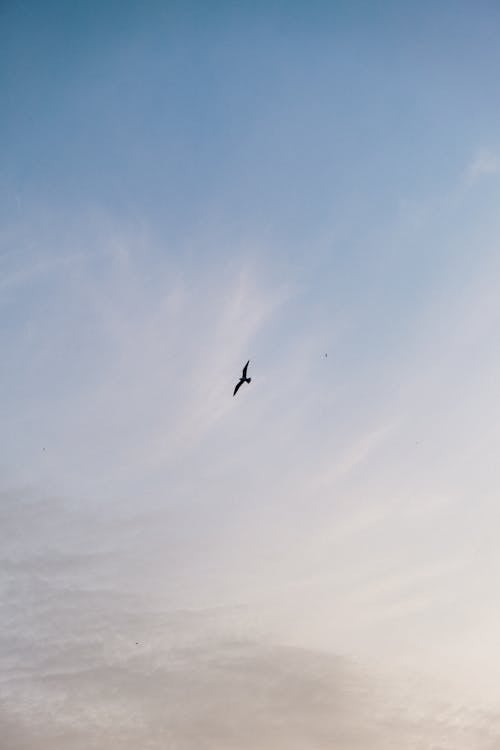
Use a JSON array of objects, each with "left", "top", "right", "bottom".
[{"left": 233, "top": 360, "right": 251, "bottom": 396}]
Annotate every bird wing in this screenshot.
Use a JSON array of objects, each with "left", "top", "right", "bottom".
[
  {"left": 242, "top": 360, "right": 250, "bottom": 378},
  {"left": 233, "top": 379, "right": 243, "bottom": 396}
]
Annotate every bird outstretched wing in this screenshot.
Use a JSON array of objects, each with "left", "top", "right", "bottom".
[
  {"left": 233, "top": 380, "right": 243, "bottom": 397},
  {"left": 242, "top": 360, "right": 250, "bottom": 378}
]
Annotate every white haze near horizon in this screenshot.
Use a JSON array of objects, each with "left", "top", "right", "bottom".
[{"left": 2, "top": 2, "right": 500, "bottom": 747}]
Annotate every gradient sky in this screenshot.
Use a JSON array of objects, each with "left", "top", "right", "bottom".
[{"left": 2, "top": 2, "right": 500, "bottom": 747}]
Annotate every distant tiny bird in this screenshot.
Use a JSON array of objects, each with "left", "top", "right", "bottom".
[{"left": 233, "top": 360, "right": 251, "bottom": 396}]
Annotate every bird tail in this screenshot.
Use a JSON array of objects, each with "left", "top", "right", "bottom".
[{"left": 248, "top": 377, "right": 252, "bottom": 383}]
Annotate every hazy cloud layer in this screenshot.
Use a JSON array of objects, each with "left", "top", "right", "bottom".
[{"left": 2, "top": 490, "right": 500, "bottom": 750}]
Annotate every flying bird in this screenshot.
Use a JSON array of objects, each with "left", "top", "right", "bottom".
[{"left": 233, "top": 360, "right": 251, "bottom": 396}]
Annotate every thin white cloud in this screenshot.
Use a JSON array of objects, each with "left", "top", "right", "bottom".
[
  {"left": 3, "top": 199, "right": 500, "bottom": 744},
  {"left": 465, "top": 149, "right": 500, "bottom": 184}
]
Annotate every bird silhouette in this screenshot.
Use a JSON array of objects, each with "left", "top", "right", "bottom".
[{"left": 233, "top": 360, "right": 251, "bottom": 396}]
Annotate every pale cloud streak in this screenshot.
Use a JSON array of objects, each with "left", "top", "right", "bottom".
[
  {"left": 465, "top": 149, "right": 500, "bottom": 184},
  {"left": 3, "top": 216, "right": 500, "bottom": 721},
  {"left": 3, "top": 202, "right": 500, "bottom": 746}
]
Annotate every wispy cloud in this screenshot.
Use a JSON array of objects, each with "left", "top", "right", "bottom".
[
  {"left": 465, "top": 149, "right": 500, "bottom": 184},
  {"left": 3, "top": 218, "right": 500, "bottom": 688}
]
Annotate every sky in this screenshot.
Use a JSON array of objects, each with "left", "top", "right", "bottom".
[{"left": 2, "top": 1, "right": 500, "bottom": 747}]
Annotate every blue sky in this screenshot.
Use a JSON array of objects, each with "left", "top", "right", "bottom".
[{"left": 2, "top": 2, "right": 500, "bottom": 747}]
